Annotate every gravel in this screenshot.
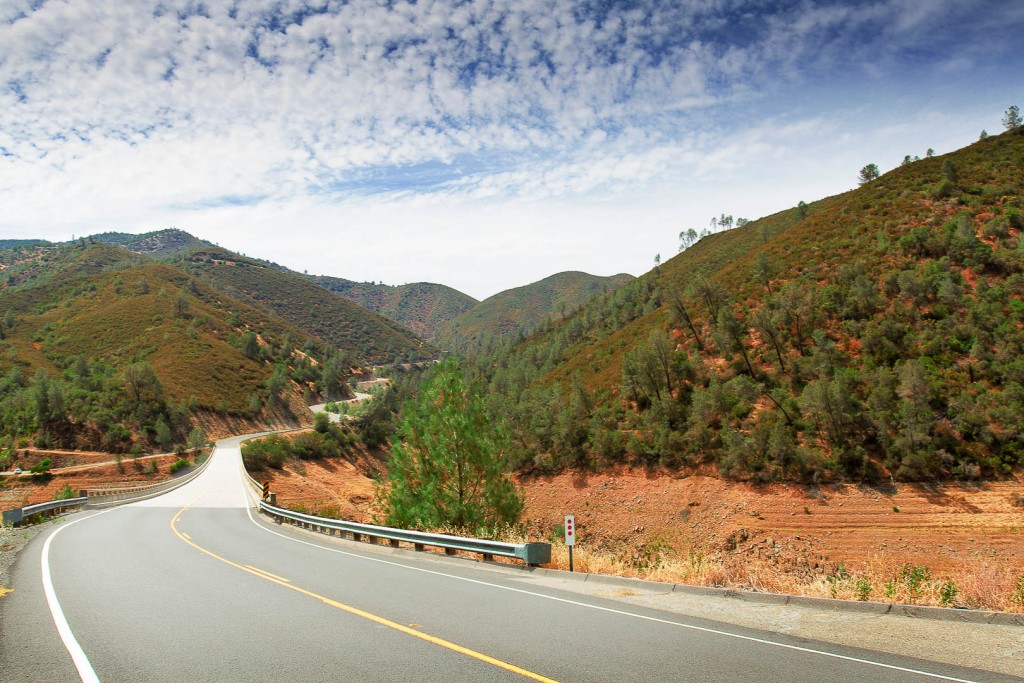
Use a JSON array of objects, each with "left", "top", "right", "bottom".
[{"left": 0, "top": 522, "right": 46, "bottom": 594}]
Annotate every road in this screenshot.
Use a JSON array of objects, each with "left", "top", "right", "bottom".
[{"left": 0, "top": 437, "right": 1011, "bottom": 682}]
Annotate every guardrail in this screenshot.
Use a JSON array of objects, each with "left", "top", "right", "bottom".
[
  {"left": 2, "top": 496, "right": 88, "bottom": 526},
  {"left": 258, "top": 500, "right": 551, "bottom": 566},
  {"left": 83, "top": 451, "right": 213, "bottom": 507}
]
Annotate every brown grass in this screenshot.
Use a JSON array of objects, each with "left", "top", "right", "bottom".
[{"left": 544, "top": 541, "right": 1024, "bottom": 612}]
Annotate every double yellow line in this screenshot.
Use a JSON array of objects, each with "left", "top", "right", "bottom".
[{"left": 171, "top": 505, "right": 557, "bottom": 682}]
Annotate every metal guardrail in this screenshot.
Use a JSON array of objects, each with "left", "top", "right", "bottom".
[
  {"left": 258, "top": 500, "right": 551, "bottom": 566},
  {"left": 83, "top": 451, "right": 213, "bottom": 507},
  {"left": 2, "top": 497, "right": 88, "bottom": 526}
]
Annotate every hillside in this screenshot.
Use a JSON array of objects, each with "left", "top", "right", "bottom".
[
  {"left": 0, "top": 242, "right": 345, "bottom": 453},
  {"left": 175, "top": 247, "right": 436, "bottom": 365},
  {"left": 469, "top": 130, "right": 1024, "bottom": 484},
  {"left": 0, "top": 239, "right": 50, "bottom": 251},
  {"left": 434, "top": 271, "right": 635, "bottom": 351},
  {"left": 91, "top": 228, "right": 215, "bottom": 259},
  {"left": 309, "top": 276, "right": 477, "bottom": 340}
]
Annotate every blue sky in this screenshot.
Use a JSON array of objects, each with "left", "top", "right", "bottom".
[{"left": 1, "top": 0, "right": 1021, "bottom": 299}]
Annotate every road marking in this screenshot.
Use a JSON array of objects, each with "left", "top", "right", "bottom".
[
  {"left": 42, "top": 511, "right": 109, "bottom": 683},
  {"left": 239, "top": 483, "right": 979, "bottom": 683},
  {"left": 243, "top": 565, "right": 290, "bottom": 583},
  {"left": 172, "top": 505, "right": 557, "bottom": 683}
]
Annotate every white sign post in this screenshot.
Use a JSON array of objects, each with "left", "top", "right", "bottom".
[{"left": 564, "top": 515, "right": 576, "bottom": 572}]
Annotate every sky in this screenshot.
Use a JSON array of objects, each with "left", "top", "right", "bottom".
[{"left": 1, "top": 1, "right": 1022, "bottom": 300}]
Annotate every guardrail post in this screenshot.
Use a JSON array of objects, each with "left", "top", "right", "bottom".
[
  {"left": 389, "top": 539, "right": 399, "bottom": 548},
  {"left": 414, "top": 543, "right": 425, "bottom": 551},
  {"left": 483, "top": 553, "right": 494, "bottom": 562},
  {"left": 352, "top": 532, "right": 361, "bottom": 542},
  {"left": 445, "top": 548, "right": 456, "bottom": 556}
]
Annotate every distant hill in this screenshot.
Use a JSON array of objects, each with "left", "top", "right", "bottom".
[
  {"left": 468, "top": 129, "right": 1024, "bottom": 484},
  {"left": 309, "top": 276, "right": 477, "bottom": 340},
  {"left": 176, "top": 247, "right": 435, "bottom": 365},
  {"left": 433, "top": 271, "right": 635, "bottom": 350},
  {"left": 0, "top": 242, "right": 339, "bottom": 452},
  {"left": 0, "top": 239, "right": 50, "bottom": 251},
  {"left": 91, "top": 228, "right": 215, "bottom": 259}
]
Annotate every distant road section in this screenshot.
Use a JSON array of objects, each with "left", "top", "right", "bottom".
[{"left": 0, "top": 436, "right": 1005, "bottom": 682}]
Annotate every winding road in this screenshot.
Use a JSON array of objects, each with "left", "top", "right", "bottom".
[{"left": 0, "top": 437, "right": 1009, "bottom": 682}]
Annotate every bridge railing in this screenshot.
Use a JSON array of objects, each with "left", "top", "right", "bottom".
[{"left": 82, "top": 451, "right": 213, "bottom": 507}]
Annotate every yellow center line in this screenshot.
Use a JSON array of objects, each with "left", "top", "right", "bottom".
[
  {"left": 170, "top": 506, "right": 557, "bottom": 683},
  {"left": 243, "top": 565, "right": 291, "bottom": 583}
]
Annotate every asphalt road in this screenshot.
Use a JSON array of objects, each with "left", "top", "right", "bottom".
[{"left": 0, "top": 438, "right": 1013, "bottom": 682}]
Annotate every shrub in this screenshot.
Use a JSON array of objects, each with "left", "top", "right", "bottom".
[
  {"left": 30, "top": 458, "right": 52, "bottom": 474},
  {"left": 54, "top": 483, "right": 76, "bottom": 500},
  {"left": 939, "top": 580, "right": 959, "bottom": 607},
  {"left": 169, "top": 458, "right": 191, "bottom": 474}
]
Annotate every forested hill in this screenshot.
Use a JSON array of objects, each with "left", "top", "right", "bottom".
[
  {"left": 0, "top": 242, "right": 352, "bottom": 453},
  {"left": 309, "top": 275, "right": 477, "bottom": 341},
  {"left": 469, "top": 129, "right": 1024, "bottom": 483},
  {"left": 434, "top": 271, "right": 635, "bottom": 351},
  {"left": 175, "top": 247, "right": 436, "bottom": 365}
]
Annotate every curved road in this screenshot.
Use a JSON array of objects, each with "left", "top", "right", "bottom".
[{"left": 0, "top": 438, "right": 1009, "bottom": 682}]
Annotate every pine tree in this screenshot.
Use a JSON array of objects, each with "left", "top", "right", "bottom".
[
  {"left": 1003, "top": 105, "right": 1022, "bottom": 134},
  {"left": 377, "top": 359, "right": 523, "bottom": 531}
]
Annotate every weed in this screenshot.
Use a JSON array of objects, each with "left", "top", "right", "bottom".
[
  {"left": 900, "top": 564, "right": 932, "bottom": 603},
  {"left": 1013, "top": 575, "right": 1024, "bottom": 606},
  {"left": 855, "top": 576, "right": 873, "bottom": 601},
  {"left": 803, "top": 506, "right": 811, "bottom": 514},
  {"left": 892, "top": 506, "right": 900, "bottom": 513},
  {"left": 884, "top": 579, "right": 898, "bottom": 600},
  {"left": 939, "top": 580, "right": 959, "bottom": 607}
]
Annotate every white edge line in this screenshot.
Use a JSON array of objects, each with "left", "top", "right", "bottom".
[
  {"left": 41, "top": 511, "right": 109, "bottom": 683},
  {"left": 236, "top": 471, "right": 979, "bottom": 683}
]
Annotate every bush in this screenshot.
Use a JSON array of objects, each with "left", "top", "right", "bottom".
[
  {"left": 241, "top": 435, "right": 289, "bottom": 470},
  {"left": 169, "top": 458, "right": 191, "bottom": 474},
  {"left": 30, "top": 458, "right": 52, "bottom": 474},
  {"left": 54, "top": 483, "right": 76, "bottom": 500}
]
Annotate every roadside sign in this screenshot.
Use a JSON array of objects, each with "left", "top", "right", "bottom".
[
  {"left": 564, "top": 515, "right": 575, "bottom": 546},
  {"left": 262, "top": 482, "right": 270, "bottom": 500}
]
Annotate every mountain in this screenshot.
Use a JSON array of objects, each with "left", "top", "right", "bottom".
[
  {"left": 0, "top": 242, "right": 339, "bottom": 452},
  {"left": 174, "top": 247, "right": 435, "bottom": 365},
  {"left": 90, "top": 228, "right": 215, "bottom": 259},
  {"left": 0, "top": 239, "right": 50, "bottom": 251},
  {"left": 309, "top": 276, "right": 477, "bottom": 340},
  {"left": 469, "top": 130, "right": 1024, "bottom": 483},
  {"left": 433, "top": 271, "right": 635, "bottom": 350}
]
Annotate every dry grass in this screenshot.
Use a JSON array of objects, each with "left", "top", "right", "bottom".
[{"left": 546, "top": 542, "right": 1024, "bottom": 613}]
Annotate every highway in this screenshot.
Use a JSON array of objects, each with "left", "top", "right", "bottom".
[{"left": 0, "top": 437, "right": 1010, "bottom": 682}]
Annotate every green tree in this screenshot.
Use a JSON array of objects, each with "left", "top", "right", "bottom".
[
  {"left": 187, "top": 426, "right": 206, "bottom": 454},
  {"left": 858, "top": 163, "right": 880, "bottom": 184},
  {"left": 173, "top": 289, "right": 191, "bottom": 318},
  {"left": 154, "top": 417, "right": 174, "bottom": 451},
  {"left": 377, "top": 360, "right": 523, "bottom": 531},
  {"left": 678, "top": 228, "right": 699, "bottom": 252},
  {"left": 1004, "top": 105, "right": 1022, "bottom": 134}
]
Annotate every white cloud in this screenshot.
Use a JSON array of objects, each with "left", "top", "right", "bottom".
[{"left": 0, "top": 1, "right": 1020, "bottom": 298}]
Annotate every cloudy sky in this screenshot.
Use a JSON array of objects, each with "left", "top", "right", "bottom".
[{"left": 2, "top": 1, "right": 1021, "bottom": 299}]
